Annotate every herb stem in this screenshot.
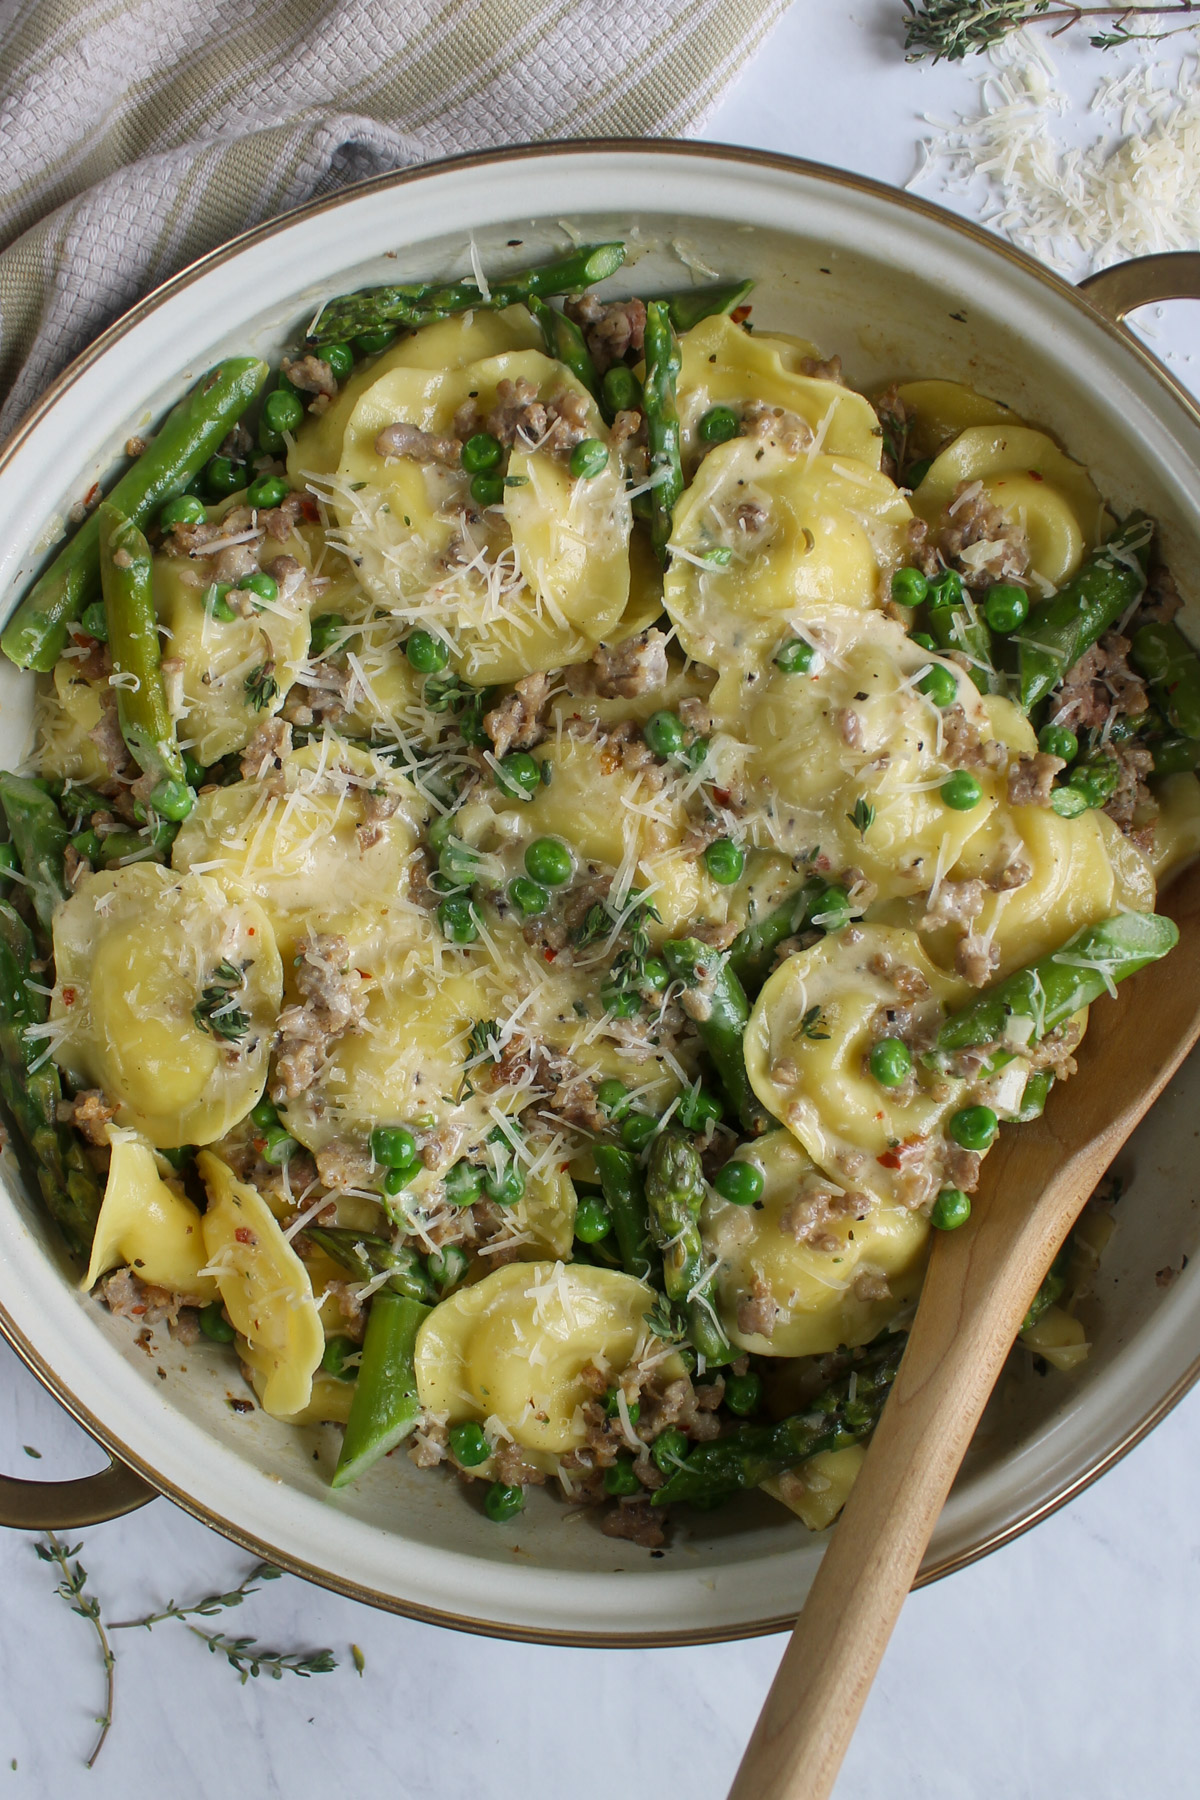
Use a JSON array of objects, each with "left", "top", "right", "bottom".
[
  {"left": 36, "top": 1532, "right": 115, "bottom": 1769},
  {"left": 110, "top": 1561, "right": 282, "bottom": 1630}
]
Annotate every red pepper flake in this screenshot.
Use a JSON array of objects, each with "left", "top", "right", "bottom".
[
  {"left": 83, "top": 483, "right": 101, "bottom": 509},
  {"left": 247, "top": 927, "right": 255, "bottom": 936},
  {"left": 877, "top": 1149, "right": 903, "bottom": 1169},
  {"left": 61, "top": 986, "right": 76, "bottom": 1006},
  {"left": 1028, "top": 468, "right": 1044, "bottom": 481},
  {"left": 234, "top": 1227, "right": 257, "bottom": 1246},
  {"left": 544, "top": 948, "right": 557, "bottom": 962},
  {"left": 730, "top": 304, "right": 753, "bottom": 325},
  {"left": 712, "top": 787, "right": 732, "bottom": 806}
]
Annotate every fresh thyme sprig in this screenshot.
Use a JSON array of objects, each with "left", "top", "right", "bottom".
[
  {"left": 244, "top": 661, "right": 280, "bottom": 710},
  {"left": 193, "top": 958, "right": 250, "bottom": 1041},
  {"left": 187, "top": 1626, "right": 338, "bottom": 1683},
  {"left": 847, "top": 797, "right": 876, "bottom": 839},
  {"left": 35, "top": 1534, "right": 115, "bottom": 1769},
  {"left": 902, "top": 0, "right": 1198, "bottom": 59},
  {"left": 110, "top": 1561, "right": 282, "bottom": 1630}
]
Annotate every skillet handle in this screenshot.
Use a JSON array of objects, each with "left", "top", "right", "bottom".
[
  {"left": 1079, "top": 252, "right": 1200, "bottom": 321},
  {"left": 0, "top": 1456, "right": 156, "bottom": 1528}
]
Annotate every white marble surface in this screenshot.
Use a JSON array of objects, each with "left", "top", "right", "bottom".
[{"left": 3, "top": 4, "right": 1200, "bottom": 1794}]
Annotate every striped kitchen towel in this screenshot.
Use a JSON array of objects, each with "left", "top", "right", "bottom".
[{"left": 0, "top": 0, "right": 791, "bottom": 437}]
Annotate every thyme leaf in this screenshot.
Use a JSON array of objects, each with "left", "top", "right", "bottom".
[
  {"left": 847, "top": 797, "right": 876, "bottom": 839},
  {"left": 800, "top": 1004, "right": 832, "bottom": 1041},
  {"left": 187, "top": 1626, "right": 338, "bottom": 1683},
  {"left": 244, "top": 662, "right": 279, "bottom": 711}
]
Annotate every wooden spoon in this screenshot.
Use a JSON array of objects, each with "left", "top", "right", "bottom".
[{"left": 729, "top": 860, "right": 1200, "bottom": 1800}]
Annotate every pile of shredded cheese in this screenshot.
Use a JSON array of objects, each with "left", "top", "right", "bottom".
[{"left": 910, "top": 34, "right": 1200, "bottom": 279}]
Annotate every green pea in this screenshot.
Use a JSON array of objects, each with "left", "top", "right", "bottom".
[
  {"left": 524, "top": 837, "right": 573, "bottom": 887},
  {"left": 261, "top": 1125, "right": 297, "bottom": 1165},
  {"left": 941, "top": 770, "right": 983, "bottom": 811},
  {"left": 926, "top": 568, "right": 964, "bottom": 609},
  {"left": 258, "top": 419, "right": 286, "bottom": 456},
  {"left": 723, "top": 1371, "right": 762, "bottom": 1416},
  {"left": 604, "top": 988, "right": 641, "bottom": 1019},
  {"left": 438, "top": 840, "right": 480, "bottom": 888},
  {"left": 869, "top": 1037, "right": 913, "bottom": 1088},
  {"left": 597, "top": 1078, "right": 630, "bottom": 1118},
  {"left": 383, "top": 1165, "right": 416, "bottom": 1197},
  {"left": 602, "top": 366, "right": 642, "bottom": 414},
  {"left": 644, "top": 710, "right": 685, "bottom": 758},
  {"left": 322, "top": 342, "right": 354, "bottom": 380},
  {"left": 250, "top": 1097, "right": 280, "bottom": 1131},
  {"left": 507, "top": 876, "right": 549, "bottom": 916},
  {"left": 484, "top": 1161, "right": 524, "bottom": 1206},
  {"left": 205, "top": 455, "right": 242, "bottom": 497},
  {"left": 714, "top": 1160, "right": 764, "bottom": 1206},
  {"left": 405, "top": 629, "right": 450, "bottom": 673},
  {"left": 263, "top": 388, "right": 305, "bottom": 433},
  {"left": 641, "top": 957, "right": 670, "bottom": 991},
  {"left": 494, "top": 752, "right": 541, "bottom": 800},
  {"left": 911, "top": 632, "right": 937, "bottom": 652},
  {"left": 947, "top": 1105, "right": 998, "bottom": 1152},
  {"left": 69, "top": 829, "right": 102, "bottom": 864},
  {"left": 918, "top": 663, "right": 959, "bottom": 709},
  {"left": 1039, "top": 724, "right": 1079, "bottom": 763},
  {"left": 569, "top": 438, "right": 609, "bottom": 480},
  {"left": 603, "top": 1457, "right": 641, "bottom": 1497},
  {"left": 80, "top": 600, "right": 109, "bottom": 640},
  {"left": 620, "top": 1113, "right": 657, "bottom": 1152},
  {"left": 158, "top": 1145, "right": 194, "bottom": 1172},
  {"left": 1049, "top": 785, "right": 1089, "bottom": 818},
  {"left": 309, "top": 614, "right": 345, "bottom": 656},
  {"left": 149, "top": 779, "right": 195, "bottom": 822},
  {"left": 444, "top": 1160, "right": 483, "bottom": 1205},
  {"left": 437, "top": 895, "right": 479, "bottom": 943},
  {"left": 891, "top": 566, "right": 929, "bottom": 607},
  {"left": 813, "top": 884, "right": 852, "bottom": 931},
  {"left": 679, "top": 737, "right": 709, "bottom": 771},
  {"left": 207, "top": 584, "right": 236, "bottom": 623},
  {"left": 774, "top": 638, "right": 817, "bottom": 674},
  {"left": 677, "top": 1087, "right": 723, "bottom": 1130},
  {"left": 462, "top": 432, "right": 504, "bottom": 475},
  {"left": 604, "top": 1388, "right": 640, "bottom": 1424},
  {"left": 182, "top": 753, "right": 207, "bottom": 787},
  {"left": 370, "top": 1124, "right": 418, "bottom": 1168},
  {"left": 198, "top": 1303, "right": 236, "bottom": 1344},
  {"left": 484, "top": 1481, "right": 525, "bottom": 1522},
  {"left": 449, "top": 1421, "right": 491, "bottom": 1467},
  {"left": 428, "top": 1244, "right": 469, "bottom": 1291},
  {"left": 983, "top": 582, "right": 1029, "bottom": 634},
  {"left": 237, "top": 570, "right": 279, "bottom": 607},
  {"left": 354, "top": 329, "right": 397, "bottom": 356},
  {"left": 321, "top": 1336, "right": 359, "bottom": 1381},
  {"left": 247, "top": 474, "right": 290, "bottom": 510},
  {"left": 470, "top": 473, "right": 506, "bottom": 506},
  {"left": 652, "top": 1428, "right": 689, "bottom": 1474},
  {"left": 574, "top": 1193, "right": 613, "bottom": 1243},
  {"left": 906, "top": 457, "right": 933, "bottom": 487},
  {"left": 698, "top": 405, "right": 741, "bottom": 444},
  {"left": 931, "top": 1186, "right": 972, "bottom": 1230},
  {"left": 704, "top": 838, "right": 745, "bottom": 885},
  {"left": 160, "top": 493, "right": 208, "bottom": 529}
]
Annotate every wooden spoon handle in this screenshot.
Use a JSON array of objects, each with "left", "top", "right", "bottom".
[{"left": 727, "top": 1120, "right": 1087, "bottom": 1800}]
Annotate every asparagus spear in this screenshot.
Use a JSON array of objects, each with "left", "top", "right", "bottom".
[
  {"left": 661, "top": 938, "right": 773, "bottom": 1136},
  {"left": 645, "top": 1128, "right": 732, "bottom": 1366},
  {"left": 657, "top": 279, "right": 755, "bottom": 335},
  {"left": 0, "top": 774, "right": 69, "bottom": 933},
  {"left": 3, "top": 357, "right": 269, "bottom": 673},
  {"left": 933, "top": 912, "right": 1178, "bottom": 1059},
  {"left": 653, "top": 1332, "right": 905, "bottom": 1507},
  {"left": 1131, "top": 621, "right": 1200, "bottom": 741},
  {"left": 331, "top": 1291, "right": 430, "bottom": 1489},
  {"left": 1022, "top": 1234, "right": 1074, "bottom": 1333},
  {"left": 727, "top": 881, "right": 823, "bottom": 994},
  {"left": 98, "top": 503, "right": 193, "bottom": 819},
  {"left": 594, "top": 1144, "right": 654, "bottom": 1284},
  {"left": 307, "top": 242, "right": 627, "bottom": 344},
  {"left": 1017, "top": 513, "right": 1154, "bottom": 713},
  {"left": 0, "top": 902, "right": 102, "bottom": 1259},
  {"left": 303, "top": 1225, "right": 435, "bottom": 1303},
  {"left": 526, "top": 296, "right": 601, "bottom": 401},
  {"left": 642, "top": 299, "right": 684, "bottom": 565}
]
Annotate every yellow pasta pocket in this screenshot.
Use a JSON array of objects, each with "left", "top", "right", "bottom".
[
  {"left": 84, "top": 1133, "right": 218, "bottom": 1300},
  {"left": 198, "top": 1152, "right": 324, "bottom": 1418},
  {"left": 414, "top": 1261, "right": 683, "bottom": 1454},
  {"left": 704, "top": 1130, "right": 927, "bottom": 1357},
  {"left": 50, "top": 865, "right": 282, "bottom": 1148}
]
